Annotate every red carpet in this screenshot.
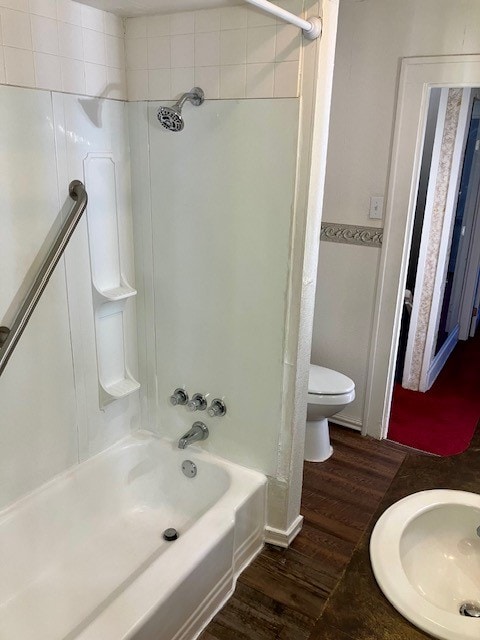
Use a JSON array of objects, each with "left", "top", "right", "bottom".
[{"left": 388, "top": 332, "right": 480, "bottom": 456}]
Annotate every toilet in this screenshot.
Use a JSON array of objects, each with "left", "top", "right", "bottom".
[{"left": 305, "top": 364, "right": 355, "bottom": 462}]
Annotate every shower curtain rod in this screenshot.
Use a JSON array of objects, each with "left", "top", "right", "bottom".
[{"left": 243, "top": 0, "right": 322, "bottom": 39}]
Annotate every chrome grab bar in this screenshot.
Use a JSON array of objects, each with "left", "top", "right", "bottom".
[{"left": 0, "top": 180, "right": 88, "bottom": 377}]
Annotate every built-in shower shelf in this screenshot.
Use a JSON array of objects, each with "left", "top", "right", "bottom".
[
  {"left": 84, "top": 151, "right": 140, "bottom": 408},
  {"left": 100, "top": 376, "right": 140, "bottom": 405},
  {"left": 94, "top": 284, "right": 137, "bottom": 302}
]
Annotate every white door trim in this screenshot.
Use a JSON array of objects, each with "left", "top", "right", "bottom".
[
  {"left": 401, "top": 89, "right": 448, "bottom": 390},
  {"left": 459, "top": 187, "right": 480, "bottom": 339},
  {"left": 418, "top": 88, "right": 471, "bottom": 392},
  {"left": 363, "top": 55, "right": 480, "bottom": 439},
  {"left": 425, "top": 323, "right": 460, "bottom": 390}
]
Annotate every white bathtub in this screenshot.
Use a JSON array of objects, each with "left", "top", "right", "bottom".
[{"left": 0, "top": 431, "right": 266, "bottom": 640}]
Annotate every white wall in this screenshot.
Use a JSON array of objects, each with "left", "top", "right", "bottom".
[
  {"left": 312, "top": 242, "right": 380, "bottom": 428},
  {"left": 0, "top": 84, "right": 139, "bottom": 510},
  {"left": 312, "top": 0, "right": 480, "bottom": 431}
]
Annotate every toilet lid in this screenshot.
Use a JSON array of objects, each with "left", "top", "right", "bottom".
[{"left": 309, "top": 364, "right": 355, "bottom": 395}]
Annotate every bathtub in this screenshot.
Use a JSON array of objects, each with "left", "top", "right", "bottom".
[{"left": 0, "top": 431, "right": 266, "bottom": 640}]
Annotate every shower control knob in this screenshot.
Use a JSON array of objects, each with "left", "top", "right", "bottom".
[
  {"left": 187, "top": 393, "right": 207, "bottom": 412},
  {"left": 170, "top": 388, "right": 189, "bottom": 406},
  {"left": 208, "top": 399, "right": 227, "bottom": 418}
]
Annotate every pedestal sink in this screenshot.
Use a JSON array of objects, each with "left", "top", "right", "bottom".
[{"left": 370, "top": 490, "right": 480, "bottom": 640}]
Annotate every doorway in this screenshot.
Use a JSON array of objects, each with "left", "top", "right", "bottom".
[
  {"left": 387, "top": 87, "right": 480, "bottom": 454},
  {"left": 397, "top": 90, "right": 480, "bottom": 386},
  {"left": 363, "top": 55, "right": 480, "bottom": 442}
]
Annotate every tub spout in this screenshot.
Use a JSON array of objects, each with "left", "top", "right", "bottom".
[{"left": 178, "top": 422, "right": 209, "bottom": 449}]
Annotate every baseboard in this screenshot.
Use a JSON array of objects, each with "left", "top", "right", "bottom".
[
  {"left": 265, "top": 514, "right": 304, "bottom": 548},
  {"left": 329, "top": 415, "right": 362, "bottom": 432}
]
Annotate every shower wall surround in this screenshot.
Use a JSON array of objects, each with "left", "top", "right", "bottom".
[
  {"left": 130, "top": 98, "right": 299, "bottom": 476},
  {"left": 0, "top": 0, "right": 303, "bottom": 101},
  {"left": 126, "top": 2, "right": 320, "bottom": 534},
  {"left": 124, "top": 3, "right": 302, "bottom": 100},
  {"left": 0, "top": 84, "right": 139, "bottom": 510},
  {"left": 0, "top": 0, "right": 327, "bottom": 537},
  {"left": 0, "top": 0, "right": 125, "bottom": 98}
]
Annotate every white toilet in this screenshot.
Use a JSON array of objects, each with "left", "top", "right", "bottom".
[{"left": 305, "top": 364, "right": 355, "bottom": 462}]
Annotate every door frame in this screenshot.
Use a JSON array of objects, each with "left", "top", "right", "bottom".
[
  {"left": 446, "top": 99, "right": 480, "bottom": 336},
  {"left": 363, "top": 55, "right": 480, "bottom": 439},
  {"left": 459, "top": 183, "right": 480, "bottom": 339},
  {"left": 401, "top": 87, "right": 471, "bottom": 392}
]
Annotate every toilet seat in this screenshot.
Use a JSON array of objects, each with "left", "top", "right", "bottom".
[
  {"left": 308, "top": 364, "right": 354, "bottom": 396},
  {"left": 307, "top": 390, "right": 355, "bottom": 406}
]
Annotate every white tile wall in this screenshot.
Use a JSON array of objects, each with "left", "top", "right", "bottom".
[
  {"left": 125, "top": 4, "right": 302, "bottom": 101},
  {"left": 0, "top": 2, "right": 303, "bottom": 101},
  {"left": 0, "top": 0, "right": 126, "bottom": 99}
]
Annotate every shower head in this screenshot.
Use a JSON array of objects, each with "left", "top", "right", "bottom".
[
  {"left": 157, "top": 104, "right": 184, "bottom": 131},
  {"left": 157, "top": 87, "right": 204, "bottom": 132}
]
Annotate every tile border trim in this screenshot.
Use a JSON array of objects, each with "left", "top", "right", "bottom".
[{"left": 320, "top": 222, "right": 383, "bottom": 247}]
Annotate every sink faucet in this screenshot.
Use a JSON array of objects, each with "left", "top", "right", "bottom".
[{"left": 178, "top": 422, "right": 209, "bottom": 449}]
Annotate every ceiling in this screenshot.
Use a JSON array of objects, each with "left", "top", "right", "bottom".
[{"left": 73, "top": 0, "right": 243, "bottom": 17}]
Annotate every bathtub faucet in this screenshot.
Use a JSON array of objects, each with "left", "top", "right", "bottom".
[{"left": 178, "top": 422, "right": 209, "bottom": 449}]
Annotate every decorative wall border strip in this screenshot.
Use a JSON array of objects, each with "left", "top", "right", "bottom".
[{"left": 320, "top": 222, "right": 383, "bottom": 247}]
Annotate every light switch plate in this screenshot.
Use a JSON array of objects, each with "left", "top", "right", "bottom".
[{"left": 369, "top": 196, "right": 384, "bottom": 220}]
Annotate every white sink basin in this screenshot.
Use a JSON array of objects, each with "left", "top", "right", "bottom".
[{"left": 370, "top": 490, "right": 480, "bottom": 640}]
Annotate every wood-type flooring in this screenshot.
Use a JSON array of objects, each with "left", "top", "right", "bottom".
[
  {"left": 311, "top": 422, "right": 480, "bottom": 640},
  {"left": 199, "top": 426, "right": 407, "bottom": 640}
]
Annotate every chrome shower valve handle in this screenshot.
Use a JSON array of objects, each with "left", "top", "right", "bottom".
[
  {"left": 169, "top": 388, "right": 188, "bottom": 406},
  {"left": 187, "top": 393, "right": 207, "bottom": 412},
  {"left": 207, "top": 399, "right": 227, "bottom": 417}
]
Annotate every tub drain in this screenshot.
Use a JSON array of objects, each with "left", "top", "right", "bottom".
[
  {"left": 163, "top": 528, "right": 179, "bottom": 542},
  {"left": 182, "top": 460, "right": 197, "bottom": 478},
  {"left": 459, "top": 602, "right": 480, "bottom": 617}
]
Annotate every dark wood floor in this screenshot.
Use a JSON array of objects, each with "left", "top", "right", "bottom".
[
  {"left": 312, "top": 421, "right": 479, "bottom": 640},
  {"left": 200, "top": 426, "right": 407, "bottom": 640}
]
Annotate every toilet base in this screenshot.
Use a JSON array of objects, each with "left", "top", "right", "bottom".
[{"left": 305, "top": 417, "right": 333, "bottom": 462}]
